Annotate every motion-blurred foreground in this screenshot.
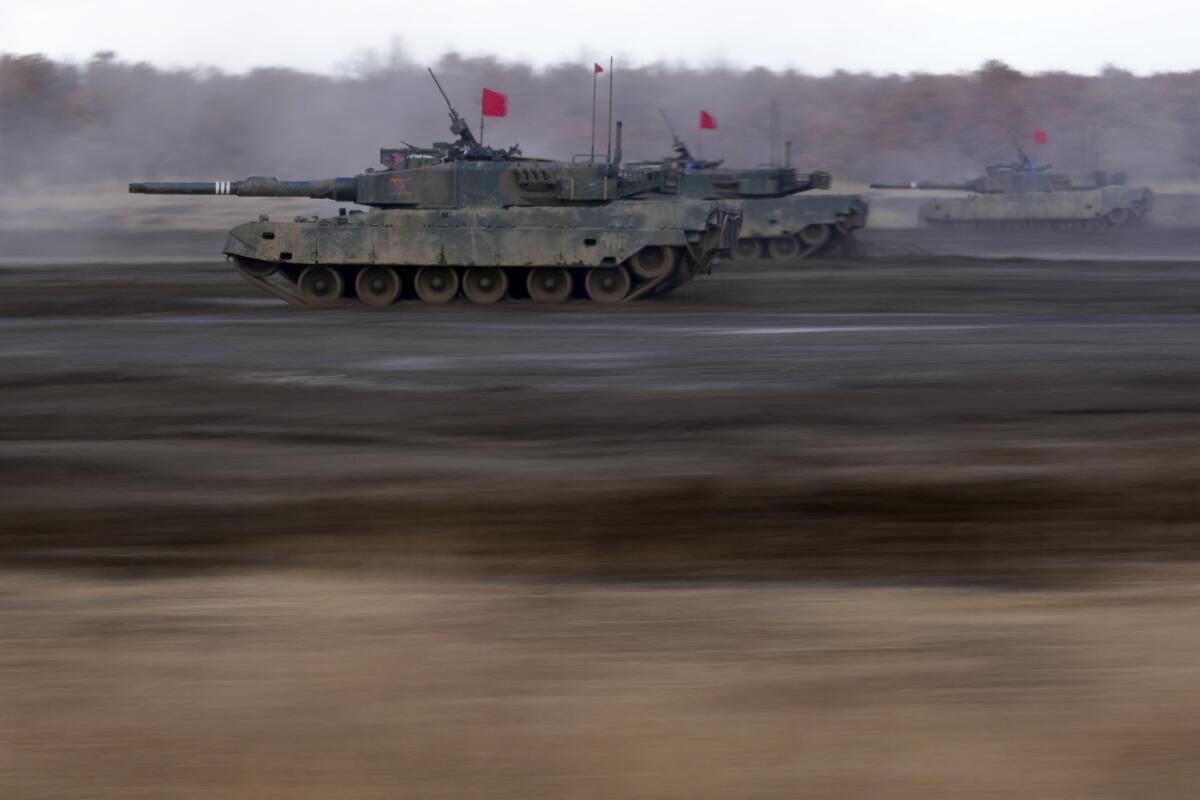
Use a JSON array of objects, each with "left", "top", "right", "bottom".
[{"left": 4, "top": 219, "right": 1200, "bottom": 796}]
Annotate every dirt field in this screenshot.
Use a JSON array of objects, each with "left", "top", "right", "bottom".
[{"left": 3, "top": 226, "right": 1200, "bottom": 797}]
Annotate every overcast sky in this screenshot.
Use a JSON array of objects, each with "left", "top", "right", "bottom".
[{"left": 4, "top": 0, "right": 1194, "bottom": 75}]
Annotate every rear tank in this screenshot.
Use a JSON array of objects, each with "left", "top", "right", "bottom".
[
  {"left": 871, "top": 150, "right": 1152, "bottom": 229},
  {"left": 627, "top": 137, "right": 868, "bottom": 261},
  {"left": 128, "top": 73, "right": 740, "bottom": 308}
]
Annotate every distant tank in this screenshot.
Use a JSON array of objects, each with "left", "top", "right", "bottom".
[
  {"left": 627, "top": 128, "right": 867, "bottom": 260},
  {"left": 871, "top": 147, "right": 1152, "bottom": 228},
  {"left": 128, "top": 71, "right": 740, "bottom": 308}
]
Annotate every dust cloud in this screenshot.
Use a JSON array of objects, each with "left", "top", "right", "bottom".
[{"left": 3, "top": 49, "right": 1200, "bottom": 184}]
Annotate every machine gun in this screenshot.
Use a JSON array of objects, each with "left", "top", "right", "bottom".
[
  {"left": 423, "top": 68, "right": 523, "bottom": 160},
  {"left": 427, "top": 68, "right": 479, "bottom": 148},
  {"left": 658, "top": 110, "right": 724, "bottom": 170},
  {"left": 985, "top": 137, "right": 1050, "bottom": 175}
]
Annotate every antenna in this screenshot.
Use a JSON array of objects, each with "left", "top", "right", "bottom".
[
  {"left": 605, "top": 57, "right": 614, "bottom": 164},
  {"left": 658, "top": 109, "right": 678, "bottom": 139},
  {"left": 769, "top": 100, "right": 779, "bottom": 167}
]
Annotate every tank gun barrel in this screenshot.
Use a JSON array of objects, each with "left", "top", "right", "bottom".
[
  {"left": 869, "top": 181, "right": 971, "bottom": 191},
  {"left": 129, "top": 176, "right": 358, "bottom": 201}
]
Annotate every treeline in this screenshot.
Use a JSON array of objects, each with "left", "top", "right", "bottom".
[{"left": 3, "top": 50, "right": 1200, "bottom": 184}]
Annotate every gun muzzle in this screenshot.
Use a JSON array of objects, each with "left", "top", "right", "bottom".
[
  {"left": 870, "top": 181, "right": 970, "bottom": 191},
  {"left": 129, "top": 181, "right": 240, "bottom": 195}
]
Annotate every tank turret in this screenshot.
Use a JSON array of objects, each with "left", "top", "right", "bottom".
[
  {"left": 623, "top": 117, "right": 867, "bottom": 261},
  {"left": 127, "top": 70, "right": 741, "bottom": 308},
  {"left": 130, "top": 156, "right": 664, "bottom": 208}
]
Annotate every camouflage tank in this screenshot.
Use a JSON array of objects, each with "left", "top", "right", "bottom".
[
  {"left": 871, "top": 148, "right": 1152, "bottom": 228},
  {"left": 627, "top": 133, "right": 867, "bottom": 261},
  {"left": 128, "top": 71, "right": 740, "bottom": 308}
]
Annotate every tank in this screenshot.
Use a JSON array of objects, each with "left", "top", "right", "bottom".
[
  {"left": 627, "top": 134, "right": 868, "bottom": 261},
  {"left": 128, "top": 71, "right": 741, "bottom": 308},
  {"left": 871, "top": 148, "right": 1153, "bottom": 228}
]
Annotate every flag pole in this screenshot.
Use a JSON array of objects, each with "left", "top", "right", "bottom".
[
  {"left": 605, "top": 57, "right": 614, "bottom": 164},
  {"left": 590, "top": 67, "right": 598, "bottom": 163},
  {"left": 480, "top": 89, "right": 485, "bottom": 147}
]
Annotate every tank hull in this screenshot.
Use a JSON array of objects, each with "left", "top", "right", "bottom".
[
  {"left": 223, "top": 201, "right": 740, "bottom": 307},
  {"left": 917, "top": 186, "right": 1153, "bottom": 227},
  {"left": 729, "top": 195, "right": 868, "bottom": 261}
]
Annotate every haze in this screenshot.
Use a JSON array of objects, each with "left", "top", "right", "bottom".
[{"left": 6, "top": 0, "right": 1198, "bottom": 75}]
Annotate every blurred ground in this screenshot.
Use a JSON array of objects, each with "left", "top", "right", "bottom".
[{"left": 2, "top": 227, "right": 1200, "bottom": 797}]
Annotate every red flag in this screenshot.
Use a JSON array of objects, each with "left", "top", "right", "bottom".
[
  {"left": 482, "top": 88, "right": 508, "bottom": 118},
  {"left": 1033, "top": 129, "right": 1048, "bottom": 144},
  {"left": 699, "top": 110, "right": 717, "bottom": 130},
  {"left": 594, "top": 63, "right": 604, "bottom": 74}
]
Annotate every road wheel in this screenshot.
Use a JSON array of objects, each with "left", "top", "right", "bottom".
[
  {"left": 355, "top": 267, "right": 401, "bottom": 307},
  {"left": 462, "top": 267, "right": 508, "bottom": 304},
  {"left": 1106, "top": 207, "right": 1131, "bottom": 227},
  {"left": 734, "top": 238, "right": 762, "bottom": 259},
  {"left": 298, "top": 266, "right": 343, "bottom": 306},
  {"left": 799, "top": 224, "right": 832, "bottom": 249},
  {"left": 766, "top": 236, "right": 801, "bottom": 260},
  {"left": 239, "top": 257, "right": 277, "bottom": 278},
  {"left": 527, "top": 268, "right": 572, "bottom": 303},
  {"left": 414, "top": 266, "right": 459, "bottom": 303},
  {"left": 585, "top": 265, "right": 631, "bottom": 304},
  {"left": 629, "top": 246, "right": 676, "bottom": 280}
]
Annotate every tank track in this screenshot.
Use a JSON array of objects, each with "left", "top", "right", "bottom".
[
  {"left": 232, "top": 246, "right": 710, "bottom": 309},
  {"left": 921, "top": 216, "right": 1150, "bottom": 230},
  {"left": 731, "top": 221, "right": 858, "bottom": 262}
]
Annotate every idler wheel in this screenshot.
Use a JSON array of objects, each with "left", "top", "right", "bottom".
[
  {"left": 629, "top": 246, "right": 676, "bottom": 280},
  {"left": 766, "top": 235, "right": 801, "bottom": 260},
  {"left": 239, "top": 257, "right": 277, "bottom": 278},
  {"left": 415, "top": 266, "right": 460, "bottom": 304},
  {"left": 298, "top": 266, "right": 344, "bottom": 306},
  {"left": 585, "top": 265, "right": 631, "bottom": 304},
  {"left": 463, "top": 267, "right": 509, "bottom": 305},
  {"left": 798, "top": 224, "right": 833, "bottom": 248},
  {"left": 734, "top": 238, "right": 763, "bottom": 259},
  {"left": 355, "top": 266, "right": 401, "bottom": 307},
  {"left": 1106, "top": 207, "right": 1131, "bottom": 227},
  {"left": 527, "top": 267, "right": 573, "bottom": 303}
]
